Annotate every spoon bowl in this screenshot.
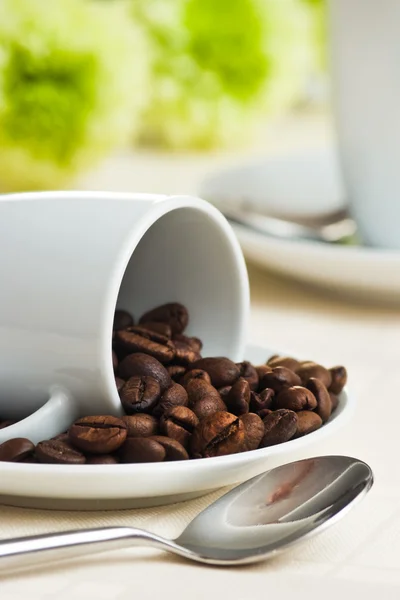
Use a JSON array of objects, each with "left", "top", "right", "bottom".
[{"left": 0, "top": 456, "right": 373, "bottom": 570}]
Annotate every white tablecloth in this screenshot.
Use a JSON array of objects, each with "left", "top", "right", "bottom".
[{"left": 2, "top": 117, "right": 400, "bottom": 598}]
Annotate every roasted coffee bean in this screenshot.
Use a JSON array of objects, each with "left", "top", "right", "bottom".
[
  {"left": 249, "top": 388, "right": 274, "bottom": 414},
  {"left": 0, "top": 420, "right": 16, "bottom": 429},
  {"left": 187, "top": 379, "right": 227, "bottom": 420},
  {"left": 151, "top": 435, "right": 189, "bottom": 460},
  {"left": 140, "top": 321, "right": 172, "bottom": 338},
  {"left": 190, "top": 411, "right": 246, "bottom": 458},
  {"left": 160, "top": 406, "right": 199, "bottom": 449},
  {"left": 118, "top": 353, "right": 172, "bottom": 391},
  {"left": 115, "top": 328, "right": 175, "bottom": 364},
  {"left": 274, "top": 386, "right": 317, "bottom": 412},
  {"left": 36, "top": 440, "right": 86, "bottom": 464},
  {"left": 86, "top": 455, "right": 119, "bottom": 465},
  {"left": 167, "top": 365, "right": 186, "bottom": 382},
  {"left": 120, "top": 375, "right": 161, "bottom": 414},
  {"left": 181, "top": 369, "right": 211, "bottom": 388},
  {"left": 255, "top": 364, "right": 272, "bottom": 381},
  {"left": 329, "top": 392, "right": 339, "bottom": 412},
  {"left": 225, "top": 378, "right": 250, "bottom": 416},
  {"left": 240, "top": 413, "right": 264, "bottom": 451},
  {"left": 69, "top": 415, "right": 128, "bottom": 454},
  {"left": 139, "top": 302, "right": 189, "bottom": 335},
  {"left": 115, "top": 376, "right": 125, "bottom": 393},
  {"left": 329, "top": 366, "right": 347, "bottom": 395},
  {"left": 306, "top": 378, "right": 332, "bottom": 423},
  {"left": 297, "top": 362, "right": 332, "bottom": 389},
  {"left": 189, "top": 357, "right": 240, "bottom": 388},
  {"left": 173, "top": 339, "right": 201, "bottom": 366},
  {"left": 0, "top": 438, "right": 35, "bottom": 462},
  {"left": 112, "top": 351, "right": 118, "bottom": 372},
  {"left": 122, "top": 414, "right": 159, "bottom": 438},
  {"left": 120, "top": 437, "right": 166, "bottom": 463},
  {"left": 260, "top": 409, "right": 298, "bottom": 447},
  {"left": 259, "top": 367, "right": 301, "bottom": 394},
  {"left": 258, "top": 408, "right": 273, "bottom": 419},
  {"left": 267, "top": 355, "right": 301, "bottom": 372},
  {"left": 153, "top": 383, "right": 189, "bottom": 418},
  {"left": 173, "top": 334, "right": 203, "bottom": 352},
  {"left": 113, "top": 309, "right": 134, "bottom": 331},
  {"left": 218, "top": 386, "right": 232, "bottom": 399},
  {"left": 236, "top": 361, "right": 259, "bottom": 391},
  {"left": 295, "top": 411, "right": 322, "bottom": 437}
]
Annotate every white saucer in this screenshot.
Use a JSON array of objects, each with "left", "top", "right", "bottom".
[
  {"left": 200, "top": 150, "right": 400, "bottom": 302},
  {"left": 0, "top": 343, "right": 352, "bottom": 511}
]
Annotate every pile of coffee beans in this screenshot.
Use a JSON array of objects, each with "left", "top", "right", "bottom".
[{"left": 0, "top": 302, "right": 347, "bottom": 464}]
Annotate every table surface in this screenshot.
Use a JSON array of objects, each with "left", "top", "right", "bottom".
[{"left": 2, "top": 115, "right": 400, "bottom": 599}]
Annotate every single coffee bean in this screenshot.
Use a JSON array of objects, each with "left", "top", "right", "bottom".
[
  {"left": 329, "top": 392, "right": 339, "bottom": 412},
  {"left": 115, "top": 328, "right": 175, "bottom": 364},
  {"left": 115, "top": 376, "right": 125, "bottom": 393},
  {"left": 36, "top": 440, "right": 86, "bottom": 464},
  {"left": 113, "top": 309, "right": 134, "bottom": 331},
  {"left": 189, "top": 357, "right": 240, "bottom": 388},
  {"left": 140, "top": 321, "right": 172, "bottom": 338},
  {"left": 167, "top": 365, "right": 186, "bottom": 382},
  {"left": 0, "top": 438, "right": 35, "bottom": 462},
  {"left": 150, "top": 435, "right": 189, "bottom": 460},
  {"left": 139, "top": 302, "right": 189, "bottom": 335},
  {"left": 329, "top": 366, "right": 347, "bottom": 395},
  {"left": 259, "top": 367, "right": 301, "bottom": 394},
  {"left": 112, "top": 350, "right": 118, "bottom": 372},
  {"left": 249, "top": 388, "right": 274, "bottom": 414},
  {"left": 0, "top": 420, "right": 16, "bottom": 429},
  {"left": 120, "top": 437, "right": 166, "bottom": 463},
  {"left": 69, "top": 415, "right": 128, "bottom": 454},
  {"left": 86, "top": 455, "right": 119, "bottom": 465},
  {"left": 173, "top": 339, "right": 201, "bottom": 366},
  {"left": 122, "top": 414, "right": 159, "bottom": 438},
  {"left": 306, "top": 378, "right": 332, "bottom": 423},
  {"left": 296, "top": 362, "right": 332, "bottom": 389},
  {"left": 118, "top": 353, "right": 172, "bottom": 391},
  {"left": 274, "top": 386, "right": 317, "bottom": 412},
  {"left": 240, "top": 413, "right": 264, "bottom": 451},
  {"left": 190, "top": 411, "right": 246, "bottom": 458},
  {"left": 236, "top": 361, "right": 259, "bottom": 391},
  {"left": 181, "top": 369, "right": 211, "bottom": 389},
  {"left": 295, "top": 411, "right": 322, "bottom": 437},
  {"left": 52, "top": 432, "right": 70, "bottom": 443},
  {"left": 255, "top": 365, "right": 272, "bottom": 383},
  {"left": 187, "top": 379, "right": 227, "bottom": 420},
  {"left": 218, "top": 385, "right": 232, "bottom": 399},
  {"left": 152, "top": 383, "right": 189, "bottom": 418},
  {"left": 120, "top": 376, "right": 161, "bottom": 414},
  {"left": 260, "top": 409, "right": 298, "bottom": 447},
  {"left": 173, "top": 333, "right": 203, "bottom": 352},
  {"left": 266, "top": 355, "right": 301, "bottom": 372},
  {"left": 225, "top": 378, "right": 250, "bottom": 416},
  {"left": 160, "top": 406, "right": 199, "bottom": 449}
]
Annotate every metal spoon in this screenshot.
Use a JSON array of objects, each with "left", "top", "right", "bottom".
[
  {"left": 0, "top": 456, "right": 372, "bottom": 570},
  {"left": 220, "top": 206, "right": 357, "bottom": 244}
]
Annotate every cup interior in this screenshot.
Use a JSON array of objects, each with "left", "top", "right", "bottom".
[{"left": 115, "top": 206, "right": 248, "bottom": 359}]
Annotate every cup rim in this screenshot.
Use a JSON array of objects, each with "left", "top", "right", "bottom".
[{"left": 99, "top": 193, "right": 250, "bottom": 412}]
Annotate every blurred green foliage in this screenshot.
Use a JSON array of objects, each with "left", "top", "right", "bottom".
[{"left": 0, "top": 0, "right": 148, "bottom": 190}]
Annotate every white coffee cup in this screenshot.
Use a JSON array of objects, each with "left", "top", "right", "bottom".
[
  {"left": 329, "top": 0, "right": 400, "bottom": 249},
  {"left": 0, "top": 191, "right": 249, "bottom": 444}
]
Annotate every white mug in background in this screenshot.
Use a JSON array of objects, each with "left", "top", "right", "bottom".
[
  {"left": 0, "top": 191, "right": 249, "bottom": 444},
  {"left": 329, "top": 0, "right": 400, "bottom": 249}
]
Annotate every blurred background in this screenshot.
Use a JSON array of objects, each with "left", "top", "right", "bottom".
[{"left": 0, "top": 0, "right": 329, "bottom": 193}]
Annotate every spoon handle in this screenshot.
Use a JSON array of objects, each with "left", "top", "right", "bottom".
[{"left": 0, "top": 526, "right": 170, "bottom": 571}]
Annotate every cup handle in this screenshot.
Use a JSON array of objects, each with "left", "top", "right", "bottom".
[{"left": 0, "top": 387, "right": 80, "bottom": 445}]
